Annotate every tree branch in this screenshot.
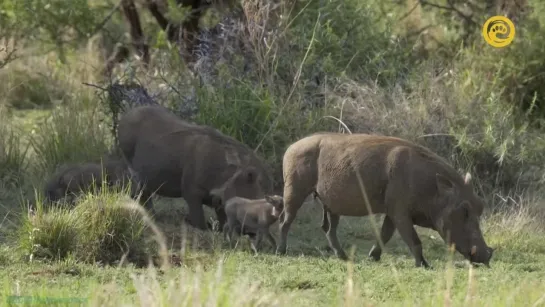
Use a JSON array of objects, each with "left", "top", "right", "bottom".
[
  {"left": 419, "top": 0, "right": 477, "bottom": 27},
  {"left": 120, "top": 0, "right": 150, "bottom": 66},
  {"left": 400, "top": 1, "right": 421, "bottom": 21},
  {"left": 0, "top": 47, "right": 17, "bottom": 69}
]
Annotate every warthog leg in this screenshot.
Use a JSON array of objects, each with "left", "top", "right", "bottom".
[
  {"left": 320, "top": 205, "right": 334, "bottom": 251},
  {"left": 250, "top": 230, "right": 264, "bottom": 255},
  {"left": 317, "top": 195, "right": 330, "bottom": 232},
  {"left": 368, "top": 215, "right": 396, "bottom": 261},
  {"left": 276, "top": 186, "right": 309, "bottom": 255},
  {"left": 224, "top": 220, "right": 238, "bottom": 248},
  {"left": 325, "top": 212, "right": 349, "bottom": 260},
  {"left": 314, "top": 192, "right": 333, "bottom": 251},
  {"left": 223, "top": 223, "right": 231, "bottom": 242},
  {"left": 266, "top": 231, "right": 276, "bottom": 250},
  {"left": 214, "top": 207, "right": 227, "bottom": 232},
  {"left": 393, "top": 216, "right": 430, "bottom": 268},
  {"left": 184, "top": 193, "right": 208, "bottom": 230}
]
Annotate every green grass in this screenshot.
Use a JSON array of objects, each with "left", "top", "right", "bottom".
[
  {"left": 2, "top": 0, "right": 545, "bottom": 305},
  {"left": 2, "top": 195, "right": 545, "bottom": 306}
]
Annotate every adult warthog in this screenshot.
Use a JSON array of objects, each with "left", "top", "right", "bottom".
[
  {"left": 276, "top": 132, "right": 494, "bottom": 268},
  {"left": 117, "top": 105, "right": 273, "bottom": 230}
]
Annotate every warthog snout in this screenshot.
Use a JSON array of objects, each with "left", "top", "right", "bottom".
[{"left": 468, "top": 245, "right": 494, "bottom": 267}]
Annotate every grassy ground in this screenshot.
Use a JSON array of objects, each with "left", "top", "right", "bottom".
[
  {"left": 2, "top": 0, "right": 545, "bottom": 306},
  {"left": 2, "top": 190, "right": 545, "bottom": 306}
]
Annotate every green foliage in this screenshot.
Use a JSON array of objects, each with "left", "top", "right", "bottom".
[
  {"left": 483, "top": 7, "right": 545, "bottom": 120},
  {"left": 3, "top": 0, "right": 545, "bottom": 305},
  {"left": 287, "top": 0, "right": 414, "bottom": 86},
  {"left": 441, "top": 48, "right": 545, "bottom": 191},
  {"left": 0, "top": 0, "right": 109, "bottom": 61}
]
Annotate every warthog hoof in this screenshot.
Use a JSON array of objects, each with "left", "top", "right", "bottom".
[
  {"left": 336, "top": 251, "right": 349, "bottom": 261},
  {"left": 368, "top": 245, "right": 382, "bottom": 261},
  {"left": 276, "top": 246, "right": 287, "bottom": 255},
  {"left": 182, "top": 217, "right": 213, "bottom": 231},
  {"left": 416, "top": 259, "right": 432, "bottom": 269}
]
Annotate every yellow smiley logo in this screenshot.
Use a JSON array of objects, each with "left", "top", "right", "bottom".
[{"left": 482, "top": 16, "right": 516, "bottom": 48}]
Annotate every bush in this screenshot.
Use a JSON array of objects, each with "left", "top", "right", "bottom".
[
  {"left": 73, "top": 191, "right": 152, "bottom": 265},
  {"left": 16, "top": 184, "right": 155, "bottom": 265},
  {"left": 17, "top": 200, "right": 79, "bottom": 260}
]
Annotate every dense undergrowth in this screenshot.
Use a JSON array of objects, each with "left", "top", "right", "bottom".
[{"left": 1, "top": 0, "right": 545, "bottom": 306}]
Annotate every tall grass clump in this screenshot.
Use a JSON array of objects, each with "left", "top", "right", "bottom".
[
  {"left": 16, "top": 199, "right": 79, "bottom": 261},
  {"left": 73, "top": 189, "right": 152, "bottom": 265},
  {"left": 29, "top": 101, "right": 113, "bottom": 177},
  {"left": 16, "top": 182, "right": 155, "bottom": 266},
  {"left": 0, "top": 109, "right": 29, "bottom": 186}
]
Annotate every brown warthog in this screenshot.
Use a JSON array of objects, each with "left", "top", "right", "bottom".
[
  {"left": 276, "top": 132, "right": 494, "bottom": 268},
  {"left": 222, "top": 195, "right": 284, "bottom": 253},
  {"left": 117, "top": 105, "right": 273, "bottom": 231},
  {"left": 44, "top": 159, "right": 143, "bottom": 205}
]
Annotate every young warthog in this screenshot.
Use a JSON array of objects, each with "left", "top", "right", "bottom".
[
  {"left": 117, "top": 105, "right": 274, "bottom": 231},
  {"left": 44, "top": 159, "right": 143, "bottom": 205},
  {"left": 276, "top": 132, "right": 494, "bottom": 268},
  {"left": 222, "top": 195, "right": 284, "bottom": 254}
]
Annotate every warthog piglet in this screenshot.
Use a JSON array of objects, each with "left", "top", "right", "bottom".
[{"left": 223, "top": 195, "right": 284, "bottom": 254}]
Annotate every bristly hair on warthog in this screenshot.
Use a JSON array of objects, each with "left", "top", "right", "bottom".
[{"left": 276, "top": 132, "right": 494, "bottom": 268}]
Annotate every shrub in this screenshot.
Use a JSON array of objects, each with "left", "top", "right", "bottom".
[
  {"left": 16, "top": 183, "right": 155, "bottom": 266},
  {"left": 17, "top": 200, "right": 79, "bottom": 261},
  {"left": 73, "top": 189, "right": 152, "bottom": 265}
]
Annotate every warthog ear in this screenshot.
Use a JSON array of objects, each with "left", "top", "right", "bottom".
[
  {"left": 436, "top": 173, "right": 455, "bottom": 194},
  {"left": 265, "top": 195, "right": 283, "bottom": 207}
]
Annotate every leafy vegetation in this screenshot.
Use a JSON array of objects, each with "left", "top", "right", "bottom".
[{"left": 1, "top": 0, "right": 545, "bottom": 305}]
